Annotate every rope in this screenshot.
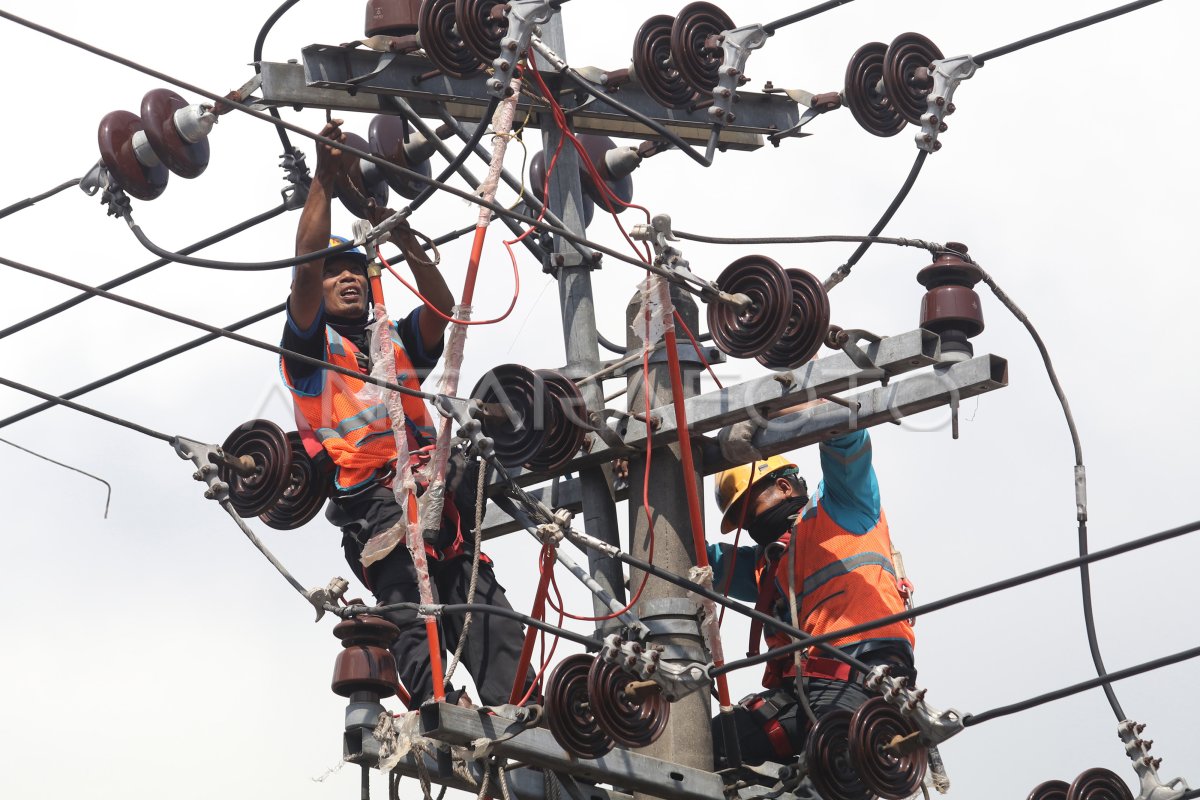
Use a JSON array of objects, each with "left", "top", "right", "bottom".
[{"left": 446, "top": 459, "right": 487, "bottom": 682}]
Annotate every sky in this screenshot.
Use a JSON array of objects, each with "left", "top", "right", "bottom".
[{"left": 0, "top": 1, "right": 1197, "bottom": 798}]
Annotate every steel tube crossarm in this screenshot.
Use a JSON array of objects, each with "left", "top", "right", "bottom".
[{"left": 420, "top": 703, "right": 728, "bottom": 800}]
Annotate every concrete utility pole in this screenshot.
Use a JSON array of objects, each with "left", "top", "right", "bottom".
[
  {"left": 538, "top": 16, "right": 628, "bottom": 627},
  {"left": 625, "top": 287, "right": 713, "bottom": 784}
]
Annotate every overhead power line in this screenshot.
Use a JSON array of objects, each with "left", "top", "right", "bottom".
[
  {"left": 974, "top": 0, "right": 1164, "bottom": 65},
  {"left": 0, "top": 436, "right": 112, "bottom": 517},
  {"left": 0, "top": 177, "right": 82, "bottom": 220}
]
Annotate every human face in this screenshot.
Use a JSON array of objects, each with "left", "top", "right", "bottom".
[
  {"left": 322, "top": 257, "right": 369, "bottom": 317},
  {"left": 745, "top": 476, "right": 797, "bottom": 525}
]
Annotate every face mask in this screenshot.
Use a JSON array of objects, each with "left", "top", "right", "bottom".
[{"left": 747, "top": 496, "right": 807, "bottom": 547}]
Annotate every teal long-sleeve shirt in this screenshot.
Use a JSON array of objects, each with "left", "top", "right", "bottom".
[{"left": 708, "top": 429, "right": 880, "bottom": 600}]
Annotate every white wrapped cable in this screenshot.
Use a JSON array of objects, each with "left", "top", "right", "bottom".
[{"left": 630, "top": 274, "right": 667, "bottom": 356}]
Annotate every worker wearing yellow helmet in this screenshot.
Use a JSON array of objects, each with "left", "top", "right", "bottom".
[{"left": 706, "top": 429, "right": 917, "bottom": 770}]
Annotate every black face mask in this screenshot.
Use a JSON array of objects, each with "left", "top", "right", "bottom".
[{"left": 747, "top": 495, "right": 807, "bottom": 547}]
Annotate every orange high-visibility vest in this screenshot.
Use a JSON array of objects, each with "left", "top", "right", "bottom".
[
  {"left": 759, "top": 509, "right": 914, "bottom": 688},
  {"left": 282, "top": 325, "right": 437, "bottom": 492}
]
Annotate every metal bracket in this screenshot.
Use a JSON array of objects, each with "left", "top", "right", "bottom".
[
  {"left": 631, "top": 214, "right": 749, "bottom": 309},
  {"left": 598, "top": 634, "right": 709, "bottom": 702},
  {"left": 865, "top": 666, "right": 965, "bottom": 748},
  {"left": 710, "top": 24, "right": 771, "bottom": 126},
  {"left": 916, "top": 55, "right": 978, "bottom": 153},
  {"left": 489, "top": 0, "right": 558, "bottom": 97},
  {"left": 830, "top": 328, "right": 888, "bottom": 385},
  {"left": 79, "top": 161, "right": 108, "bottom": 197},
  {"left": 1118, "top": 720, "right": 1191, "bottom": 800},
  {"left": 306, "top": 577, "right": 350, "bottom": 622},
  {"left": 173, "top": 436, "right": 232, "bottom": 503}
]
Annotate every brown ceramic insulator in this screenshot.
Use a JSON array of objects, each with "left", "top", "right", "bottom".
[
  {"left": 333, "top": 132, "right": 390, "bottom": 219},
  {"left": 331, "top": 615, "right": 401, "bottom": 698},
  {"left": 455, "top": 0, "right": 508, "bottom": 64},
  {"left": 366, "top": 0, "right": 423, "bottom": 37},
  {"left": 368, "top": 115, "right": 432, "bottom": 200},
  {"left": 848, "top": 697, "right": 927, "bottom": 800},
  {"left": 844, "top": 42, "right": 905, "bottom": 138},
  {"left": 544, "top": 654, "right": 614, "bottom": 759},
  {"left": 882, "top": 33, "right": 942, "bottom": 125},
  {"left": 140, "top": 89, "right": 210, "bottom": 179},
  {"left": 575, "top": 134, "right": 634, "bottom": 212},
  {"left": 670, "top": 2, "right": 735, "bottom": 96},
  {"left": 97, "top": 110, "right": 169, "bottom": 201},
  {"left": 470, "top": 364, "right": 550, "bottom": 469},
  {"left": 259, "top": 431, "right": 329, "bottom": 530},
  {"left": 219, "top": 419, "right": 292, "bottom": 518},
  {"left": 1065, "top": 769, "right": 1135, "bottom": 800},
  {"left": 708, "top": 254, "right": 794, "bottom": 360},
  {"left": 806, "top": 709, "right": 874, "bottom": 800},
  {"left": 585, "top": 658, "right": 670, "bottom": 750},
  {"left": 418, "top": 0, "right": 486, "bottom": 79},
  {"left": 756, "top": 267, "right": 831, "bottom": 370},
  {"left": 1028, "top": 780, "right": 1071, "bottom": 800},
  {"left": 528, "top": 370, "right": 587, "bottom": 473},
  {"left": 916, "top": 242, "right": 984, "bottom": 356},
  {"left": 632, "top": 15, "right": 695, "bottom": 110},
  {"left": 529, "top": 149, "right": 595, "bottom": 226}
]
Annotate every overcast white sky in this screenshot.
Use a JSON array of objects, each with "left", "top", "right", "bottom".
[{"left": 1, "top": 1, "right": 1198, "bottom": 798}]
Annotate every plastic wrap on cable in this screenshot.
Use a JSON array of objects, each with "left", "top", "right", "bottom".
[
  {"left": 631, "top": 274, "right": 667, "bottom": 354},
  {"left": 417, "top": 303, "right": 474, "bottom": 537},
  {"left": 377, "top": 711, "right": 427, "bottom": 773},
  {"left": 475, "top": 84, "right": 519, "bottom": 226},
  {"left": 687, "top": 564, "right": 727, "bottom": 668}
]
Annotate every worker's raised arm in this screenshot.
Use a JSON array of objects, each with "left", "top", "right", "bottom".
[
  {"left": 815, "top": 429, "right": 880, "bottom": 534},
  {"left": 291, "top": 120, "right": 353, "bottom": 331},
  {"left": 396, "top": 219, "right": 454, "bottom": 353}
]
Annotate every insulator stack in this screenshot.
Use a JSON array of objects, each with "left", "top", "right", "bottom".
[
  {"left": 527, "top": 370, "right": 588, "bottom": 473},
  {"left": 366, "top": 0, "right": 422, "bottom": 37},
  {"left": 368, "top": 115, "right": 438, "bottom": 200},
  {"left": 848, "top": 697, "right": 928, "bottom": 799},
  {"left": 670, "top": 2, "right": 735, "bottom": 99},
  {"left": 883, "top": 33, "right": 943, "bottom": 126},
  {"left": 530, "top": 133, "right": 641, "bottom": 225},
  {"left": 98, "top": 110, "right": 170, "bottom": 201},
  {"left": 756, "top": 267, "right": 831, "bottom": 370},
  {"left": 544, "top": 654, "right": 614, "bottom": 758},
  {"left": 334, "top": 131, "right": 390, "bottom": 219},
  {"left": 631, "top": 15, "right": 696, "bottom": 110},
  {"left": 259, "top": 431, "right": 329, "bottom": 530},
  {"left": 806, "top": 709, "right": 873, "bottom": 800},
  {"left": 916, "top": 242, "right": 984, "bottom": 361},
  {"left": 470, "top": 364, "right": 550, "bottom": 469},
  {"left": 218, "top": 419, "right": 293, "bottom": 518},
  {"left": 586, "top": 658, "right": 670, "bottom": 750},
  {"left": 708, "top": 255, "right": 794, "bottom": 360},
  {"left": 1065, "top": 768, "right": 1134, "bottom": 800},
  {"left": 843, "top": 42, "right": 906, "bottom": 138},
  {"left": 1028, "top": 780, "right": 1071, "bottom": 800},
  {"left": 454, "top": 0, "right": 508, "bottom": 65},
  {"left": 418, "top": 0, "right": 487, "bottom": 78},
  {"left": 331, "top": 615, "right": 402, "bottom": 698}
]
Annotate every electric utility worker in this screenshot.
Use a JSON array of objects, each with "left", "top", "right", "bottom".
[
  {"left": 707, "top": 429, "right": 916, "bottom": 767},
  {"left": 281, "top": 119, "right": 532, "bottom": 708}
]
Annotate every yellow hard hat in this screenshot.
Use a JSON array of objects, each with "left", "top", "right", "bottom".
[{"left": 714, "top": 455, "right": 798, "bottom": 534}]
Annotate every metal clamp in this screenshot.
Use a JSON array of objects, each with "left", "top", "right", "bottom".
[
  {"left": 489, "top": 0, "right": 558, "bottom": 97},
  {"left": 598, "top": 634, "right": 709, "bottom": 702},
  {"left": 865, "top": 666, "right": 965, "bottom": 748},
  {"left": 631, "top": 214, "right": 751, "bottom": 310},
  {"left": 305, "top": 577, "right": 350, "bottom": 622},
  {"left": 1119, "top": 720, "right": 1190, "bottom": 800},
  {"left": 916, "top": 55, "right": 978, "bottom": 153},
  {"left": 174, "top": 436, "right": 232, "bottom": 503},
  {"left": 709, "top": 24, "right": 770, "bottom": 126}
]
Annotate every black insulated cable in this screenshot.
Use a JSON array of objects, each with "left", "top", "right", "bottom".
[
  {"left": 0, "top": 177, "right": 82, "bottom": 220},
  {"left": 974, "top": 0, "right": 1163, "bottom": 65},
  {"left": 763, "top": 0, "right": 857, "bottom": 35},
  {"left": 359, "top": 601, "right": 604, "bottom": 649},
  {"left": 0, "top": 375, "right": 175, "bottom": 443},
  {"left": 0, "top": 203, "right": 287, "bottom": 342},
  {"left": 408, "top": 95, "right": 501, "bottom": 212},
  {"left": 825, "top": 150, "right": 928, "bottom": 289},
  {"left": 0, "top": 255, "right": 436, "bottom": 402},
  {"left": 252, "top": 0, "right": 304, "bottom": 154},
  {"left": 963, "top": 642, "right": 1200, "bottom": 727},
  {"left": 713, "top": 516, "right": 1200, "bottom": 677},
  {"left": 124, "top": 216, "right": 360, "bottom": 271},
  {"left": 0, "top": 436, "right": 112, "bottom": 517},
  {"left": 673, "top": 230, "right": 943, "bottom": 251}
]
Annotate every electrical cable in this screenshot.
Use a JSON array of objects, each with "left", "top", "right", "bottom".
[
  {"left": 0, "top": 203, "right": 287, "bottom": 342},
  {"left": 825, "top": 150, "right": 929, "bottom": 290},
  {"left": 0, "top": 177, "right": 82, "bottom": 220},
  {"left": 672, "top": 231, "right": 942, "bottom": 251},
  {"left": 0, "top": 8, "right": 708, "bottom": 288},
  {"left": 975, "top": 261, "right": 1125, "bottom": 720},
  {"left": 0, "top": 304, "right": 284, "bottom": 431},
  {"left": 0, "top": 375, "right": 175, "bottom": 443},
  {"left": 713, "top": 515, "right": 1200, "bottom": 677},
  {"left": 362, "top": 601, "right": 604, "bottom": 650},
  {"left": 963, "top": 641, "right": 1200, "bottom": 727},
  {"left": 973, "top": 0, "right": 1163, "bottom": 65},
  {"left": 407, "top": 95, "right": 501, "bottom": 212},
  {"left": 0, "top": 436, "right": 112, "bottom": 517},
  {"left": 763, "top": 0, "right": 858, "bottom": 34},
  {"left": 0, "top": 254, "right": 436, "bottom": 401},
  {"left": 251, "top": 0, "right": 304, "bottom": 154},
  {"left": 123, "top": 217, "right": 358, "bottom": 270}
]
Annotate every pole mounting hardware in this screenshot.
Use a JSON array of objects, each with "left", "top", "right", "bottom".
[
  {"left": 488, "top": 0, "right": 558, "bottom": 97},
  {"left": 916, "top": 55, "right": 978, "bottom": 153}
]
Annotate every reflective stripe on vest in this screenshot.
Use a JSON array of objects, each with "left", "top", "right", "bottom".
[
  {"left": 283, "top": 324, "right": 436, "bottom": 492},
  {"left": 759, "top": 508, "right": 914, "bottom": 689}
]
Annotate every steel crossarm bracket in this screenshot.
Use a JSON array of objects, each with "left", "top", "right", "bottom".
[
  {"left": 478, "top": 352, "right": 1007, "bottom": 539},
  {"left": 258, "top": 51, "right": 801, "bottom": 150},
  {"left": 420, "top": 703, "right": 728, "bottom": 800}
]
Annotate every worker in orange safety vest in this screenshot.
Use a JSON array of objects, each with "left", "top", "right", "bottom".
[
  {"left": 280, "top": 118, "right": 532, "bottom": 708},
  {"left": 707, "top": 429, "right": 916, "bottom": 768}
]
